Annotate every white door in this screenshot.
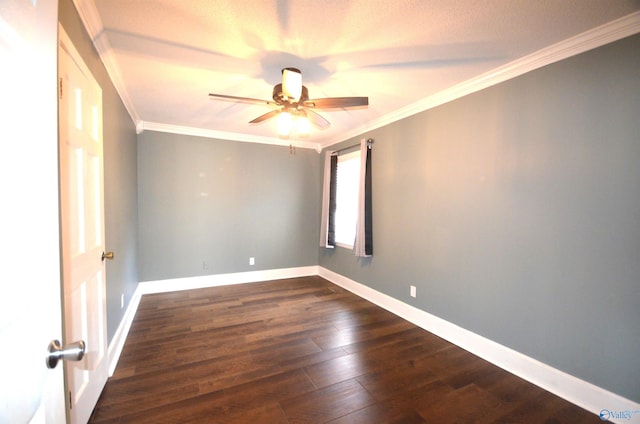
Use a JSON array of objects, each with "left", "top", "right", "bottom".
[
  {"left": 58, "top": 27, "right": 109, "bottom": 424},
  {"left": 0, "top": 1, "right": 66, "bottom": 423}
]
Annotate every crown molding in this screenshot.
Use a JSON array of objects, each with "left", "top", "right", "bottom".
[
  {"left": 139, "top": 121, "right": 321, "bottom": 150},
  {"left": 319, "top": 10, "right": 640, "bottom": 151},
  {"left": 71, "top": 0, "right": 141, "bottom": 127},
  {"left": 71, "top": 1, "right": 639, "bottom": 152}
]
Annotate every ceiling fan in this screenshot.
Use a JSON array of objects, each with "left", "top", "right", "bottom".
[{"left": 208, "top": 68, "right": 368, "bottom": 136}]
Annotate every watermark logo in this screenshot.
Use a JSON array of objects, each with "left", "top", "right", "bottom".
[{"left": 599, "top": 409, "right": 640, "bottom": 421}]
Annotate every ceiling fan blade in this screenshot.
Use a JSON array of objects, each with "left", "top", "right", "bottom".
[
  {"left": 249, "top": 109, "right": 280, "bottom": 124},
  {"left": 209, "top": 93, "right": 277, "bottom": 107},
  {"left": 302, "top": 109, "right": 330, "bottom": 130},
  {"left": 303, "top": 97, "right": 368, "bottom": 109}
]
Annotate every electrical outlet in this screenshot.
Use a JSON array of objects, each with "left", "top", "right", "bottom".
[
  {"left": 202, "top": 261, "right": 208, "bottom": 270},
  {"left": 410, "top": 285, "right": 417, "bottom": 298},
  {"left": 249, "top": 257, "right": 255, "bottom": 266}
]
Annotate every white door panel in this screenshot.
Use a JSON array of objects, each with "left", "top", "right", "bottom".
[{"left": 59, "top": 27, "right": 108, "bottom": 424}]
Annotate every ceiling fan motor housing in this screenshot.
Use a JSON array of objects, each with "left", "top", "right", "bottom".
[{"left": 273, "top": 83, "right": 309, "bottom": 105}]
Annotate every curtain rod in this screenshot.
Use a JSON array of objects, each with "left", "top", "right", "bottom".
[{"left": 332, "top": 138, "right": 374, "bottom": 155}]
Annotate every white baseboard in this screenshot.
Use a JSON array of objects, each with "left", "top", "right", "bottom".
[
  {"left": 106, "top": 265, "right": 639, "bottom": 423},
  {"left": 107, "top": 287, "right": 141, "bottom": 376},
  {"left": 318, "top": 266, "right": 640, "bottom": 423},
  {"left": 136, "top": 266, "right": 319, "bottom": 295}
]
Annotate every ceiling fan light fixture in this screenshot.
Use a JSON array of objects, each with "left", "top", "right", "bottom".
[
  {"left": 296, "top": 114, "right": 311, "bottom": 136},
  {"left": 282, "top": 67, "right": 302, "bottom": 101},
  {"left": 278, "top": 111, "right": 293, "bottom": 137}
]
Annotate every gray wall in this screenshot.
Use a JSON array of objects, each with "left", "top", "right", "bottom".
[
  {"left": 59, "top": 0, "right": 139, "bottom": 343},
  {"left": 320, "top": 34, "right": 640, "bottom": 401},
  {"left": 137, "top": 132, "right": 320, "bottom": 282},
  {"left": 58, "top": 1, "right": 638, "bottom": 401}
]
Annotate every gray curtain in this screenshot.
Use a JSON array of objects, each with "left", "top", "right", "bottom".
[
  {"left": 319, "top": 152, "right": 337, "bottom": 248},
  {"left": 354, "top": 139, "right": 373, "bottom": 257}
]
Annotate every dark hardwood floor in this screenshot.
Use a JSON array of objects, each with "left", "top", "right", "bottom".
[{"left": 89, "top": 276, "right": 602, "bottom": 423}]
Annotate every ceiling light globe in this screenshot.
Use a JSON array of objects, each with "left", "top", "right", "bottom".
[
  {"left": 278, "top": 111, "right": 292, "bottom": 136},
  {"left": 282, "top": 68, "right": 302, "bottom": 101},
  {"left": 296, "top": 116, "right": 311, "bottom": 136}
]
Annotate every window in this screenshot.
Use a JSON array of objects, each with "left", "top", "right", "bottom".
[
  {"left": 320, "top": 138, "right": 373, "bottom": 256},
  {"left": 334, "top": 150, "right": 361, "bottom": 247}
]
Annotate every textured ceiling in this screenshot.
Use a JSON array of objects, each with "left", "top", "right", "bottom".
[{"left": 81, "top": 0, "right": 640, "bottom": 149}]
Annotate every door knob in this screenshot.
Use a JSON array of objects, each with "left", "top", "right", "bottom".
[
  {"left": 102, "top": 251, "right": 114, "bottom": 261},
  {"left": 46, "top": 339, "right": 85, "bottom": 369}
]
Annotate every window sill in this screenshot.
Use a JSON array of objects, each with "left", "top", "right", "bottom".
[{"left": 335, "top": 242, "right": 354, "bottom": 250}]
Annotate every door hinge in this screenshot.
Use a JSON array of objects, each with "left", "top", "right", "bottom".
[
  {"left": 59, "top": 78, "right": 63, "bottom": 100},
  {"left": 69, "top": 390, "right": 72, "bottom": 409}
]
